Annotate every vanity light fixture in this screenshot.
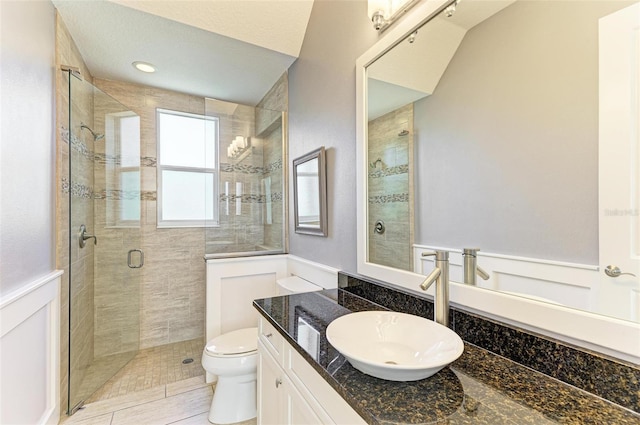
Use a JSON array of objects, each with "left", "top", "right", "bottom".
[
  {"left": 132, "top": 61, "right": 156, "bottom": 73},
  {"left": 368, "top": 0, "right": 421, "bottom": 31},
  {"left": 227, "top": 136, "right": 251, "bottom": 160}
]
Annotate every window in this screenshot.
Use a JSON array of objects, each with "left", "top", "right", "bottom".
[
  {"left": 105, "top": 112, "right": 141, "bottom": 227},
  {"left": 157, "top": 109, "right": 218, "bottom": 227},
  {"left": 118, "top": 115, "right": 141, "bottom": 223}
]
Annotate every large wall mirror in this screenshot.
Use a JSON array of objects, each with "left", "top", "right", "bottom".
[
  {"left": 294, "top": 147, "right": 328, "bottom": 236},
  {"left": 356, "top": 0, "right": 639, "bottom": 362}
]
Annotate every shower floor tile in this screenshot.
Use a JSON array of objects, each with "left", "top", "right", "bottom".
[{"left": 86, "top": 338, "right": 205, "bottom": 403}]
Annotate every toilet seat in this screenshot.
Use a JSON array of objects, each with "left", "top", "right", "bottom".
[{"left": 205, "top": 327, "right": 258, "bottom": 357}]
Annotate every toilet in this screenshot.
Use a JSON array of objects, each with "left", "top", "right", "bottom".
[{"left": 201, "top": 275, "right": 322, "bottom": 424}]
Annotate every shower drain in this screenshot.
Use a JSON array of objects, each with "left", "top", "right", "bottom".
[{"left": 182, "top": 358, "right": 194, "bottom": 364}]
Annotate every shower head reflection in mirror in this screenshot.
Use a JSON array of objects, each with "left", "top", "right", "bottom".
[{"left": 356, "top": 0, "right": 640, "bottom": 363}]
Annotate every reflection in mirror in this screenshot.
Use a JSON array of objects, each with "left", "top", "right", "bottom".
[
  {"left": 294, "top": 147, "right": 328, "bottom": 236},
  {"left": 366, "top": 0, "right": 640, "bottom": 322}
]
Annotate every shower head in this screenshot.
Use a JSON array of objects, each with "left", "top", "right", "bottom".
[{"left": 80, "top": 123, "right": 104, "bottom": 141}]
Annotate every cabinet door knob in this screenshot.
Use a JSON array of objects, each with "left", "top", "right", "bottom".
[
  {"left": 264, "top": 333, "right": 273, "bottom": 338},
  {"left": 275, "top": 378, "right": 282, "bottom": 388}
]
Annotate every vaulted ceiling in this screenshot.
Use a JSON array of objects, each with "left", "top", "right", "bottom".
[{"left": 53, "top": 0, "right": 315, "bottom": 105}]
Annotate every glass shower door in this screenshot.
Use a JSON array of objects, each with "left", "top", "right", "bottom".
[{"left": 67, "top": 75, "right": 142, "bottom": 413}]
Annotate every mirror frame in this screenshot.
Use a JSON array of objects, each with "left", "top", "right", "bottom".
[
  {"left": 293, "top": 146, "right": 328, "bottom": 236},
  {"left": 355, "top": 0, "right": 639, "bottom": 363}
]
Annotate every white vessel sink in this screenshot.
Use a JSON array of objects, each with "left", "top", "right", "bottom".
[{"left": 325, "top": 311, "right": 464, "bottom": 381}]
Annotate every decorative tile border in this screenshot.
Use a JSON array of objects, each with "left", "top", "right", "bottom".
[
  {"left": 93, "top": 190, "right": 156, "bottom": 201},
  {"left": 368, "top": 193, "right": 409, "bottom": 204},
  {"left": 94, "top": 153, "right": 156, "bottom": 167},
  {"left": 61, "top": 127, "right": 94, "bottom": 161},
  {"left": 220, "top": 158, "right": 282, "bottom": 175},
  {"left": 220, "top": 163, "right": 263, "bottom": 174},
  {"left": 61, "top": 177, "right": 93, "bottom": 199},
  {"left": 337, "top": 271, "right": 640, "bottom": 414},
  {"left": 368, "top": 164, "right": 408, "bottom": 179},
  {"left": 264, "top": 158, "right": 282, "bottom": 174},
  {"left": 219, "top": 192, "right": 283, "bottom": 204}
]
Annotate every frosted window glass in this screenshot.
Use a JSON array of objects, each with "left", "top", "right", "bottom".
[
  {"left": 120, "top": 116, "right": 140, "bottom": 167},
  {"left": 159, "top": 112, "right": 216, "bottom": 168},
  {"left": 121, "top": 171, "right": 140, "bottom": 221},
  {"left": 162, "top": 170, "right": 214, "bottom": 221}
]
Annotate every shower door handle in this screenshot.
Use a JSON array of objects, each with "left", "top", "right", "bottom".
[{"left": 128, "top": 249, "right": 144, "bottom": 269}]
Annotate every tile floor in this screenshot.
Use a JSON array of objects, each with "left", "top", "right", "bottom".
[
  {"left": 62, "top": 339, "right": 257, "bottom": 425},
  {"left": 86, "top": 339, "right": 206, "bottom": 403}
]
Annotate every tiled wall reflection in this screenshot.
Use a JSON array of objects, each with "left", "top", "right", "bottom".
[{"left": 367, "top": 103, "right": 414, "bottom": 271}]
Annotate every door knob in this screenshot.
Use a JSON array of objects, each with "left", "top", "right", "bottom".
[{"left": 604, "top": 265, "right": 637, "bottom": 278}]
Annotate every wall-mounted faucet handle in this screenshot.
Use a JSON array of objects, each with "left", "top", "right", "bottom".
[{"left": 78, "top": 224, "right": 97, "bottom": 248}]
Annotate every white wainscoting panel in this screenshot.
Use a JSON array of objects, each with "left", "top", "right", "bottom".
[
  {"left": 0, "top": 270, "right": 62, "bottom": 425},
  {"left": 414, "top": 245, "right": 598, "bottom": 311},
  {"left": 412, "top": 246, "right": 640, "bottom": 363}
]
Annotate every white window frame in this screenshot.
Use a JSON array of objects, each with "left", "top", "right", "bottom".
[{"left": 156, "top": 108, "right": 219, "bottom": 228}]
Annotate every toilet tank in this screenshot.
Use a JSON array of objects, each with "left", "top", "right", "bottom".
[{"left": 276, "top": 275, "right": 322, "bottom": 295}]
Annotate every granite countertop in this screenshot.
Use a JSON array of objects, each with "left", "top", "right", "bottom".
[{"left": 253, "top": 289, "right": 640, "bottom": 425}]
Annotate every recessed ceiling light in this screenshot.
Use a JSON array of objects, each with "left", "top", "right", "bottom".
[{"left": 132, "top": 61, "right": 156, "bottom": 73}]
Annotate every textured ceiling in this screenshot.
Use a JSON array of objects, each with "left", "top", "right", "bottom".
[{"left": 53, "top": 0, "right": 314, "bottom": 105}]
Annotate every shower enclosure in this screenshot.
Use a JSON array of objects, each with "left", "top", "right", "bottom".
[
  {"left": 61, "top": 69, "right": 142, "bottom": 414},
  {"left": 59, "top": 67, "right": 287, "bottom": 415}
]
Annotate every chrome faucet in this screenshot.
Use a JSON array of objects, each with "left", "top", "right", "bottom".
[
  {"left": 419, "top": 250, "right": 450, "bottom": 327},
  {"left": 462, "top": 248, "right": 490, "bottom": 286}
]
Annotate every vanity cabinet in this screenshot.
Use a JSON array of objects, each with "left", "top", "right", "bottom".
[{"left": 257, "top": 317, "right": 366, "bottom": 425}]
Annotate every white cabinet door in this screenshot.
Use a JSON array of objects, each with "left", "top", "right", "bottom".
[
  {"left": 286, "top": 376, "right": 325, "bottom": 425},
  {"left": 257, "top": 317, "right": 363, "bottom": 425},
  {"left": 258, "top": 342, "right": 285, "bottom": 425}
]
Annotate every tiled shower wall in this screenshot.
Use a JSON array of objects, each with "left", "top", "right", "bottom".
[
  {"left": 208, "top": 99, "right": 263, "bottom": 253},
  {"left": 367, "top": 103, "right": 414, "bottom": 271},
  {"left": 256, "top": 74, "right": 287, "bottom": 250},
  {"left": 206, "top": 73, "right": 288, "bottom": 255}
]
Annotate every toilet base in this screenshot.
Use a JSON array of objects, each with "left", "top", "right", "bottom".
[{"left": 208, "top": 373, "right": 257, "bottom": 424}]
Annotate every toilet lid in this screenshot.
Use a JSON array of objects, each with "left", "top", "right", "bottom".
[{"left": 205, "top": 327, "right": 258, "bottom": 355}]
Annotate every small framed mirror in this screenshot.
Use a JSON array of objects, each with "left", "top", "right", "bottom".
[{"left": 293, "top": 147, "right": 328, "bottom": 236}]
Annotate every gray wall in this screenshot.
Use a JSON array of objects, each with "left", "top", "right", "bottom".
[
  {"left": 0, "top": 0, "right": 56, "bottom": 296},
  {"left": 288, "top": 0, "right": 377, "bottom": 271},
  {"left": 414, "top": 1, "right": 629, "bottom": 264}
]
